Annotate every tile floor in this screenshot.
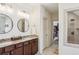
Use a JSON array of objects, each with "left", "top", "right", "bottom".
[
  {"left": 36, "top": 40, "right": 59, "bottom": 55},
  {"left": 43, "top": 40, "right": 58, "bottom": 55}
]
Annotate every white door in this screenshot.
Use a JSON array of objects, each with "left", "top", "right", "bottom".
[{"left": 43, "top": 17, "right": 51, "bottom": 49}]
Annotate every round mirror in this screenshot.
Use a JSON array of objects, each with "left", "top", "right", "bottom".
[
  {"left": 0, "top": 14, "right": 13, "bottom": 34},
  {"left": 17, "top": 18, "right": 29, "bottom": 32}
]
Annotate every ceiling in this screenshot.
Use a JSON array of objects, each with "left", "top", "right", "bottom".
[
  {"left": 7, "top": 3, "right": 58, "bottom": 14},
  {"left": 7, "top": 3, "right": 36, "bottom": 13},
  {"left": 42, "top": 3, "right": 58, "bottom": 14}
]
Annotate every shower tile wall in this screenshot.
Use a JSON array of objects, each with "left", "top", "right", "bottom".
[{"left": 68, "top": 12, "right": 79, "bottom": 44}]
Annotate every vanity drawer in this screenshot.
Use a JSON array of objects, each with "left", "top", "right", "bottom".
[
  {"left": 24, "top": 41, "right": 29, "bottom": 45},
  {"left": 5, "top": 45, "right": 15, "bottom": 52},
  {"left": 30, "top": 39, "right": 38, "bottom": 43},
  {"left": 16, "top": 43, "right": 23, "bottom": 48}
]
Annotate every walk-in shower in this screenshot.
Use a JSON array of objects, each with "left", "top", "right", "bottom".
[{"left": 66, "top": 8, "right": 79, "bottom": 44}]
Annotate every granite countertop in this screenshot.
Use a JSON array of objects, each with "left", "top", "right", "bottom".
[{"left": 0, "top": 35, "right": 38, "bottom": 48}]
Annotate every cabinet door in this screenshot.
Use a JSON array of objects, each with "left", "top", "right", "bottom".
[
  {"left": 0, "top": 48, "right": 3, "bottom": 54},
  {"left": 31, "top": 39, "right": 38, "bottom": 55},
  {"left": 24, "top": 41, "right": 31, "bottom": 55},
  {"left": 2, "top": 45, "right": 15, "bottom": 55},
  {"left": 5, "top": 45, "right": 15, "bottom": 52},
  {"left": 11, "top": 47, "right": 23, "bottom": 55}
]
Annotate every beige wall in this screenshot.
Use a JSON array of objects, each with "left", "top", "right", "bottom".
[{"left": 52, "top": 13, "right": 58, "bottom": 20}]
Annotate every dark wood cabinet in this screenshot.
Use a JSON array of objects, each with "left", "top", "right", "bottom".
[
  {"left": 2, "top": 45, "right": 15, "bottom": 55},
  {"left": 0, "top": 48, "right": 3, "bottom": 54},
  {"left": 11, "top": 47, "right": 23, "bottom": 55},
  {"left": 5, "top": 45, "right": 15, "bottom": 52},
  {"left": 11, "top": 43, "right": 23, "bottom": 55},
  {"left": 2, "top": 52, "right": 10, "bottom": 55},
  {"left": 0, "top": 38, "right": 38, "bottom": 55},
  {"left": 24, "top": 41, "right": 31, "bottom": 55},
  {"left": 31, "top": 39, "right": 38, "bottom": 55}
]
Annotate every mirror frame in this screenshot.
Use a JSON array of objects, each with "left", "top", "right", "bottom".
[{"left": 0, "top": 13, "right": 13, "bottom": 34}]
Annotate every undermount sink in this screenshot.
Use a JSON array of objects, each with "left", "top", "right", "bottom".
[{"left": 11, "top": 36, "right": 22, "bottom": 41}]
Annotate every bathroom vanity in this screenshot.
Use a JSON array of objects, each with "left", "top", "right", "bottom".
[
  {"left": 0, "top": 35, "right": 38, "bottom": 55},
  {"left": 0, "top": 6, "right": 38, "bottom": 55}
]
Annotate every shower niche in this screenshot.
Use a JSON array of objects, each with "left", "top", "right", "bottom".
[{"left": 65, "top": 8, "right": 79, "bottom": 45}]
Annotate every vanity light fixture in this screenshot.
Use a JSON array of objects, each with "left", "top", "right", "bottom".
[
  {"left": 0, "top": 3, "right": 13, "bottom": 13},
  {"left": 17, "top": 10, "right": 29, "bottom": 19}
]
